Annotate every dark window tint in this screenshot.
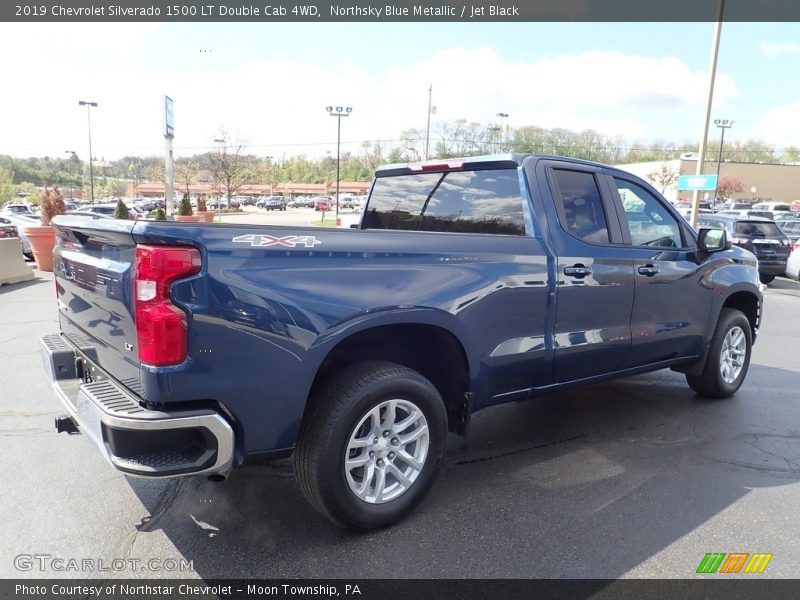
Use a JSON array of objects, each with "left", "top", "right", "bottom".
[
  {"left": 734, "top": 221, "right": 784, "bottom": 237},
  {"left": 552, "top": 170, "right": 609, "bottom": 244},
  {"left": 614, "top": 178, "right": 683, "bottom": 248},
  {"left": 364, "top": 169, "right": 525, "bottom": 235}
]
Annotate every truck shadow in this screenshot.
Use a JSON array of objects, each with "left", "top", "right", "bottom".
[{"left": 127, "top": 362, "right": 800, "bottom": 578}]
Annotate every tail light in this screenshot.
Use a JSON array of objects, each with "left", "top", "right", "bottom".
[{"left": 134, "top": 245, "right": 201, "bottom": 366}]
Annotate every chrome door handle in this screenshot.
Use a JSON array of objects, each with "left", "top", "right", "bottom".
[
  {"left": 563, "top": 265, "right": 592, "bottom": 278},
  {"left": 638, "top": 265, "right": 660, "bottom": 277}
]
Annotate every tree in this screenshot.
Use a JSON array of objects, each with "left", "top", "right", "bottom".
[
  {"left": 113, "top": 198, "right": 130, "bottom": 219},
  {"left": 209, "top": 131, "right": 256, "bottom": 202},
  {"left": 646, "top": 162, "right": 680, "bottom": 194},
  {"left": 175, "top": 157, "right": 199, "bottom": 197},
  {"left": 716, "top": 176, "right": 746, "bottom": 200}
]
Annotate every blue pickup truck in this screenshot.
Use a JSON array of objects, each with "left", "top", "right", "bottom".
[{"left": 41, "top": 154, "right": 762, "bottom": 529}]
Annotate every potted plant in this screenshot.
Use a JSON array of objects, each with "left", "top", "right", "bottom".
[
  {"left": 196, "top": 195, "right": 215, "bottom": 223},
  {"left": 24, "top": 186, "right": 66, "bottom": 272},
  {"left": 174, "top": 195, "right": 200, "bottom": 222},
  {"left": 153, "top": 207, "right": 167, "bottom": 221},
  {"left": 113, "top": 198, "right": 130, "bottom": 220}
]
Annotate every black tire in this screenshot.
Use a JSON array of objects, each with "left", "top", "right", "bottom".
[
  {"left": 294, "top": 360, "right": 447, "bottom": 529},
  {"left": 759, "top": 274, "right": 775, "bottom": 284},
  {"left": 686, "top": 308, "right": 752, "bottom": 398}
]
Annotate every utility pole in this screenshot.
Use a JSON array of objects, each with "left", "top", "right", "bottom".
[
  {"left": 326, "top": 106, "right": 352, "bottom": 219},
  {"left": 497, "top": 112, "right": 509, "bottom": 151},
  {"left": 424, "top": 85, "right": 434, "bottom": 160},
  {"left": 164, "top": 96, "right": 175, "bottom": 218},
  {"left": 713, "top": 119, "right": 733, "bottom": 204},
  {"left": 690, "top": 0, "right": 725, "bottom": 229},
  {"left": 78, "top": 101, "right": 97, "bottom": 202}
]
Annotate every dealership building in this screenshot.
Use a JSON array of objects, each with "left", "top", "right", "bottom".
[{"left": 616, "top": 156, "right": 800, "bottom": 205}]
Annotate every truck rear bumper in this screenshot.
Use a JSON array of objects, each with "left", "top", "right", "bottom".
[{"left": 41, "top": 333, "right": 235, "bottom": 479}]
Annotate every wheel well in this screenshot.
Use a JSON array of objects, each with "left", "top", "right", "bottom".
[
  {"left": 722, "top": 291, "right": 759, "bottom": 335},
  {"left": 308, "top": 324, "right": 470, "bottom": 434}
]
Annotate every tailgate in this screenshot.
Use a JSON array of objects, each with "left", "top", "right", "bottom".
[{"left": 52, "top": 216, "right": 142, "bottom": 395}]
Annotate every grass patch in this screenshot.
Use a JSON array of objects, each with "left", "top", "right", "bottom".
[{"left": 313, "top": 218, "right": 338, "bottom": 227}]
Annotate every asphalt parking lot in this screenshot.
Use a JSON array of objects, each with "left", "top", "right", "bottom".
[{"left": 2, "top": 258, "right": 800, "bottom": 579}]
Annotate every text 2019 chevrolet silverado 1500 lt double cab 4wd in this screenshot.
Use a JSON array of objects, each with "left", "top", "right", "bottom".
[{"left": 41, "top": 155, "right": 762, "bottom": 529}]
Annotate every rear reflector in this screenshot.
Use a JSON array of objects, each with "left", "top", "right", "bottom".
[{"left": 134, "top": 245, "right": 201, "bottom": 366}]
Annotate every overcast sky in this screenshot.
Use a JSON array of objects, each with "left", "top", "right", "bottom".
[{"left": 0, "top": 21, "right": 798, "bottom": 160}]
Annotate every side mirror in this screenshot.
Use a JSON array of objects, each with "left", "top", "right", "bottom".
[{"left": 697, "top": 227, "right": 729, "bottom": 253}]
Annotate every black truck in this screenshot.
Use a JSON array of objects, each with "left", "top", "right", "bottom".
[{"left": 42, "top": 154, "right": 762, "bottom": 528}]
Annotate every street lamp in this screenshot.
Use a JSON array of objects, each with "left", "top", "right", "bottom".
[
  {"left": 326, "top": 105, "right": 352, "bottom": 218},
  {"left": 713, "top": 118, "right": 733, "bottom": 203},
  {"left": 751, "top": 185, "right": 757, "bottom": 201},
  {"left": 487, "top": 125, "right": 501, "bottom": 153},
  {"left": 496, "top": 112, "right": 509, "bottom": 151},
  {"left": 78, "top": 101, "right": 98, "bottom": 202},
  {"left": 213, "top": 137, "right": 225, "bottom": 219}
]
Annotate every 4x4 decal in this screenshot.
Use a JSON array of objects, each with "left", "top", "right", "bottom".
[{"left": 232, "top": 234, "right": 321, "bottom": 248}]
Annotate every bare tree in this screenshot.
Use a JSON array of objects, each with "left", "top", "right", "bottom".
[
  {"left": 209, "top": 131, "right": 255, "bottom": 202},
  {"left": 646, "top": 162, "right": 680, "bottom": 194},
  {"left": 175, "top": 157, "right": 199, "bottom": 197}
]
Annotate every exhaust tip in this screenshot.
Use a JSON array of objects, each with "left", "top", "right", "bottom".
[{"left": 207, "top": 474, "right": 227, "bottom": 483}]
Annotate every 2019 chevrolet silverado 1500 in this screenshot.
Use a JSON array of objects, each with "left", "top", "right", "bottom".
[{"left": 41, "top": 154, "right": 762, "bottom": 529}]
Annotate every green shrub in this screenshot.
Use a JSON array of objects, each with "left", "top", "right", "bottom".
[
  {"left": 113, "top": 198, "right": 130, "bottom": 220},
  {"left": 178, "top": 196, "right": 193, "bottom": 216},
  {"left": 154, "top": 207, "right": 167, "bottom": 221}
]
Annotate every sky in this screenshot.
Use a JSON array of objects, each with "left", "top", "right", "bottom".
[{"left": 0, "top": 21, "right": 798, "bottom": 161}]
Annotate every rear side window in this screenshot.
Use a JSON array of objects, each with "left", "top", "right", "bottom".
[
  {"left": 551, "top": 169, "right": 610, "bottom": 244},
  {"left": 734, "top": 221, "right": 784, "bottom": 237},
  {"left": 363, "top": 169, "right": 525, "bottom": 235}
]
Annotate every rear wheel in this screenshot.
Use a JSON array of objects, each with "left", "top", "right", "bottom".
[
  {"left": 686, "top": 308, "right": 752, "bottom": 398},
  {"left": 759, "top": 274, "right": 776, "bottom": 284},
  {"left": 294, "top": 360, "right": 447, "bottom": 529}
]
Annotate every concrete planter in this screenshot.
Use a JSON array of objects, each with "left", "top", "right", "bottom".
[{"left": 174, "top": 215, "right": 201, "bottom": 223}]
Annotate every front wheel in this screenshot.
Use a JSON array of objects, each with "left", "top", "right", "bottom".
[
  {"left": 686, "top": 308, "right": 752, "bottom": 398},
  {"left": 294, "top": 360, "right": 447, "bottom": 529}
]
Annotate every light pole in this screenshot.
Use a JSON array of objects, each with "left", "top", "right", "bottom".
[
  {"left": 213, "top": 137, "right": 225, "bottom": 220},
  {"left": 496, "top": 112, "right": 509, "bottom": 151},
  {"left": 751, "top": 185, "right": 757, "bottom": 202},
  {"left": 325, "top": 106, "right": 352, "bottom": 218},
  {"left": 64, "top": 150, "right": 77, "bottom": 200},
  {"left": 487, "top": 125, "right": 501, "bottom": 153},
  {"left": 713, "top": 118, "right": 733, "bottom": 203},
  {"left": 78, "top": 101, "right": 97, "bottom": 202}
]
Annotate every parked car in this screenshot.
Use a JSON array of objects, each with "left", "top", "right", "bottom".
[
  {"left": 0, "top": 217, "right": 19, "bottom": 240},
  {"left": 751, "top": 202, "right": 791, "bottom": 213},
  {"left": 237, "top": 196, "right": 258, "bottom": 206},
  {"left": 42, "top": 154, "right": 763, "bottom": 530},
  {"left": 337, "top": 196, "right": 356, "bottom": 210},
  {"left": 1, "top": 213, "right": 38, "bottom": 258},
  {"left": 73, "top": 204, "right": 117, "bottom": 217},
  {"left": 65, "top": 211, "right": 113, "bottom": 219},
  {"left": 288, "top": 196, "right": 315, "bottom": 208},
  {"left": 786, "top": 245, "right": 800, "bottom": 281},
  {"left": 777, "top": 219, "right": 800, "bottom": 247},
  {"left": 774, "top": 211, "right": 800, "bottom": 225},
  {"left": 1, "top": 203, "right": 34, "bottom": 215},
  {"left": 699, "top": 214, "right": 791, "bottom": 284},
  {"left": 208, "top": 197, "right": 241, "bottom": 209},
  {"left": 312, "top": 197, "right": 332, "bottom": 211},
  {"left": 256, "top": 196, "right": 287, "bottom": 211}
]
